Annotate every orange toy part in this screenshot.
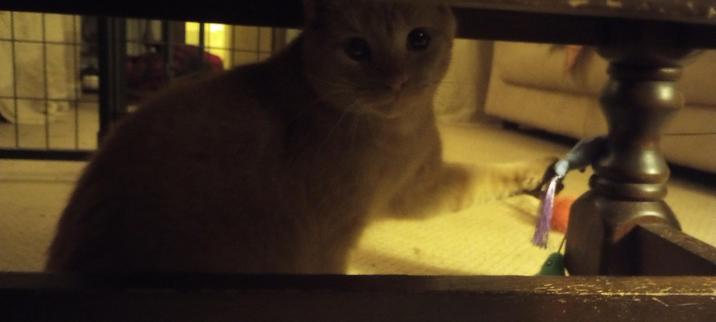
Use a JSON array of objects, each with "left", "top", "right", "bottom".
[{"left": 551, "top": 196, "right": 575, "bottom": 233}]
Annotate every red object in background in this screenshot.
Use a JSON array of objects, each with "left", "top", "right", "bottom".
[
  {"left": 551, "top": 196, "right": 575, "bottom": 233},
  {"left": 125, "top": 44, "right": 223, "bottom": 102}
]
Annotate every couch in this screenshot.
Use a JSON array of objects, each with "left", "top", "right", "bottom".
[{"left": 484, "top": 41, "right": 716, "bottom": 173}]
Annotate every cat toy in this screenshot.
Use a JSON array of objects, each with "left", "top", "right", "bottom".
[
  {"left": 550, "top": 196, "right": 575, "bottom": 234},
  {"left": 532, "top": 136, "right": 607, "bottom": 249},
  {"left": 537, "top": 236, "right": 567, "bottom": 276}
]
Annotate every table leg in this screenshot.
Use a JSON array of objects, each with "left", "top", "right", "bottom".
[{"left": 565, "top": 45, "right": 695, "bottom": 275}]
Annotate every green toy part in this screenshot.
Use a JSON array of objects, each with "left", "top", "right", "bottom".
[{"left": 537, "top": 252, "right": 566, "bottom": 276}]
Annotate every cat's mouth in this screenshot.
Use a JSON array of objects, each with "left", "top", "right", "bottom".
[
  {"left": 358, "top": 86, "right": 436, "bottom": 119},
  {"left": 360, "top": 96, "right": 409, "bottom": 120},
  {"left": 363, "top": 108, "right": 403, "bottom": 120},
  {"left": 324, "top": 86, "right": 426, "bottom": 120}
]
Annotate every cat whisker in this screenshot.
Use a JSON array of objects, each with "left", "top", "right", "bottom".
[
  {"left": 415, "top": 81, "right": 442, "bottom": 89},
  {"left": 306, "top": 74, "right": 355, "bottom": 89},
  {"left": 350, "top": 112, "right": 362, "bottom": 147},
  {"left": 319, "top": 106, "right": 350, "bottom": 151},
  {"left": 286, "top": 90, "right": 355, "bottom": 127},
  {"left": 311, "top": 89, "right": 352, "bottom": 104}
]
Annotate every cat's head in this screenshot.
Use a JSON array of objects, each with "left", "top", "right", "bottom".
[{"left": 301, "top": 0, "right": 456, "bottom": 119}]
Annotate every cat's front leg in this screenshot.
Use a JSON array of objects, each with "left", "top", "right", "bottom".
[
  {"left": 467, "top": 156, "right": 559, "bottom": 203},
  {"left": 386, "top": 162, "right": 472, "bottom": 218},
  {"left": 386, "top": 156, "right": 557, "bottom": 218}
]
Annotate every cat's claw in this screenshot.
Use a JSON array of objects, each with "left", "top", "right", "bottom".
[{"left": 525, "top": 157, "right": 563, "bottom": 199}]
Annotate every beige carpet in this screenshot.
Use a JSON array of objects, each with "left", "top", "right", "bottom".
[
  {"left": 1, "top": 122, "right": 715, "bottom": 274},
  {"left": 0, "top": 99, "right": 98, "bottom": 150}
]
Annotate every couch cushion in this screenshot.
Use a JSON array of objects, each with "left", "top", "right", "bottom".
[
  {"left": 485, "top": 75, "right": 593, "bottom": 138},
  {"left": 494, "top": 41, "right": 716, "bottom": 108},
  {"left": 583, "top": 102, "right": 716, "bottom": 137},
  {"left": 661, "top": 133, "right": 716, "bottom": 173},
  {"left": 679, "top": 51, "right": 716, "bottom": 107},
  {"left": 494, "top": 41, "right": 607, "bottom": 97}
]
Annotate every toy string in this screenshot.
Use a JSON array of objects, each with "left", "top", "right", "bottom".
[
  {"left": 532, "top": 174, "right": 561, "bottom": 248},
  {"left": 530, "top": 137, "right": 606, "bottom": 249}
]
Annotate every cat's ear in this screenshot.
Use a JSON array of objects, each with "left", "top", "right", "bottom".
[{"left": 303, "top": 0, "right": 327, "bottom": 30}]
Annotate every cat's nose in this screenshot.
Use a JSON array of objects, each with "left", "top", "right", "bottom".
[{"left": 385, "top": 75, "right": 408, "bottom": 92}]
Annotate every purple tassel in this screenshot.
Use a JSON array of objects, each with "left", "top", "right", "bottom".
[{"left": 532, "top": 175, "right": 561, "bottom": 248}]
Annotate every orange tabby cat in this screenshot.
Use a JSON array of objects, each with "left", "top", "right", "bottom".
[{"left": 46, "top": 0, "right": 554, "bottom": 273}]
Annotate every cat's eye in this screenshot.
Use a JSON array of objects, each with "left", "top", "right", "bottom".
[
  {"left": 344, "top": 38, "right": 371, "bottom": 61},
  {"left": 407, "top": 28, "right": 431, "bottom": 51}
]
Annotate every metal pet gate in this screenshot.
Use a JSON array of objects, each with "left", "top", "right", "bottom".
[{"left": 0, "top": 11, "right": 281, "bottom": 161}]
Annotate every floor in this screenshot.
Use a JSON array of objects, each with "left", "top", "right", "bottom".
[
  {"left": 0, "top": 98, "right": 99, "bottom": 150},
  {"left": 1, "top": 121, "right": 715, "bottom": 275}
]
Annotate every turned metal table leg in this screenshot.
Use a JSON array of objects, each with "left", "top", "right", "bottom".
[{"left": 565, "top": 46, "right": 695, "bottom": 275}]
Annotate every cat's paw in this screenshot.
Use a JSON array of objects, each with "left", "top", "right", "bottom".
[
  {"left": 445, "top": 167, "right": 475, "bottom": 212},
  {"left": 521, "top": 156, "right": 561, "bottom": 198}
]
